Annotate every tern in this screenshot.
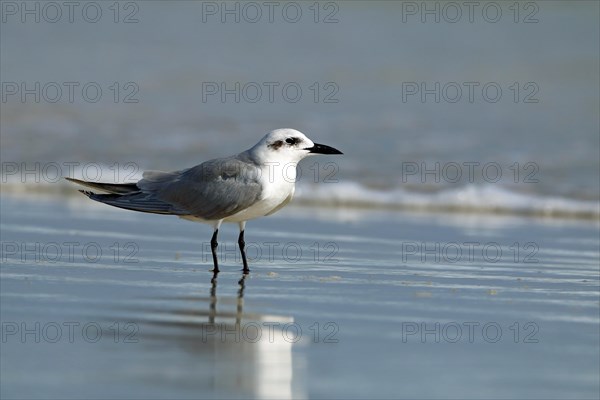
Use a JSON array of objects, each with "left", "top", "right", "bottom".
[{"left": 66, "top": 129, "right": 342, "bottom": 273}]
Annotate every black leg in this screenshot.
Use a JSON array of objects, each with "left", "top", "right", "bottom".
[
  {"left": 209, "top": 271, "right": 217, "bottom": 324},
  {"left": 238, "top": 230, "right": 250, "bottom": 274},
  {"left": 210, "top": 229, "right": 219, "bottom": 273}
]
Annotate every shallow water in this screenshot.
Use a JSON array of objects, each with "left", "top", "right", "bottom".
[{"left": 1, "top": 194, "right": 599, "bottom": 399}]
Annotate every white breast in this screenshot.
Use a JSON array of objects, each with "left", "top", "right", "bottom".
[{"left": 223, "top": 163, "right": 296, "bottom": 222}]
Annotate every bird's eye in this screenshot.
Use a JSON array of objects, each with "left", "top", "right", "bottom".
[{"left": 285, "top": 137, "right": 297, "bottom": 145}]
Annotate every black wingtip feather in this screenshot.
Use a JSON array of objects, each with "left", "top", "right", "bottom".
[{"left": 79, "top": 190, "right": 94, "bottom": 197}]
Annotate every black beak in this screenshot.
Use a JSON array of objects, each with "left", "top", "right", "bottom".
[{"left": 306, "top": 143, "right": 343, "bottom": 155}]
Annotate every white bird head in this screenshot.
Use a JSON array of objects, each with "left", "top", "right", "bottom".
[{"left": 250, "top": 128, "right": 343, "bottom": 163}]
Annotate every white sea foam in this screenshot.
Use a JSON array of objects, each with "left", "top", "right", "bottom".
[
  {"left": 2, "top": 165, "right": 598, "bottom": 219},
  {"left": 295, "top": 182, "right": 600, "bottom": 219}
]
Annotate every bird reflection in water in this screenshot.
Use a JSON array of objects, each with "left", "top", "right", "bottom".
[
  {"left": 207, "top": 271, "right": 246, "bottom": 326},
  {"left": 130, "top": 271, "right": 300, "bottom": 399}
]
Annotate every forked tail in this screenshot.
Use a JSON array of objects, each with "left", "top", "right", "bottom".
[{"left": 66, "top": 177, "right": 186, "bottom": 215}]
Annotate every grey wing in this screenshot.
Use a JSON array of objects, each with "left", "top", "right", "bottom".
[
  {"left": 138, "top": 157, "right": 263, "bottom": 220},
  {"left": 81, "top": 189, "right": 188, "bottom": 215}
]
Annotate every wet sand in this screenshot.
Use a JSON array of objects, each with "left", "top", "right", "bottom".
[{"left": 1, "top": 194, "right": 599, "bottom": 399}]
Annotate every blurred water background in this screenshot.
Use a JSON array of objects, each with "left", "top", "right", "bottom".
[{"left": 1, "top": 1, "right": 598, "bottom": 217}]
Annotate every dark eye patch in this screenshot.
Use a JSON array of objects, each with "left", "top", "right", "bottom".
[
  {"left": 268, "top": 140, "right": 284, "bottom": 150},
  {"left": 285, "top": 137, "right": 298, "bottom": 145}
]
